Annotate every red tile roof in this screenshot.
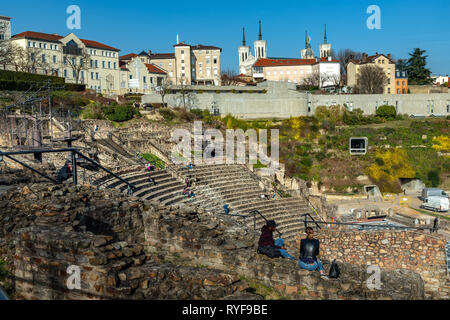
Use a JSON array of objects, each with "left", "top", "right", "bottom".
[
  {"left": 253, "top": 58, "right": 316, "bottom": 67},
  {"left": 79, "top": 39, "right": 120, "bottom": 51},
  {"left": 314, "top": 57, "right": 339, "bottom": 63},
  {"left": 12, "top": 31, "right": 63, "bottom": 42},
  {"left": 120, "top": 53, "right": 138, "bottom": 60},
  {"left": 145, "top": 63, "right": 166, "bottom": 74},
  {"left": 12, "top": 31, "right": 120, "bottom": 51},
  {"left": 149, "top": 53, "right": 175, "bottom": 59}
]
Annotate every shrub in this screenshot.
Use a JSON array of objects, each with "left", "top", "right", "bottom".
[
  {"left": 427, "top": 169, "right": 441, "bottom": 187},
  {"left": 179, "top": 108, "right": 194, "bottom": 122},
  {"left": 80, "top": 102, "right": 104, "bottom": 120},
  {"left": 190, "top": 108, "right": 204, "bottom": 119},
  {"left": 102, "top": 104, "right": 135, "bottom": 122},
  {"left": 376, "top": 105, "right": 397, "bottom": 120},
  {"left": 159, "top": 108, "right": 176, "bottom": 121},
  {"left": 0, "top": 69, "right": 65, "bottom": 84}
]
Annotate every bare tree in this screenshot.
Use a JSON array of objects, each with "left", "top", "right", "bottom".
[
  {"left": 221, "top": 68, "right": 238, "bottom": 85},
  {"left": 337, "top": 49, "right": 362, "bottom": 81},
  {"left": 64, "top": 46, "right": 90, "bottom": 84},
  {"left": 301, "top": 71, "right": 320, "bottom": 89},
  {"left": 11, "top": 46, "right": 50, "bottom": 73},
  {"left": 0, "top": 23, "right": 13, "bottom": 70},
  {"left": 357, "top": 65, "right": 388, "bottom": 94},
  {"left": 158, "top": 77, "right": 172, "bottom": 107}
]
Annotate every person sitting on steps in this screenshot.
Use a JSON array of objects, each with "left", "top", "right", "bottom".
[
  {"left": 148, "top": 176, "right": 156, "bottom": 185},
  {"left": 257, "top": 220, "right": 283, "bottom": 258},
  {"left": 298, "top": 227, "right": 328, "bottom": 279},
  {"left": 223, "top": 204, "right": 230, "bottom": 214},
  {"left": 56, "top": 161, "right": 72, "bottom": 184}
]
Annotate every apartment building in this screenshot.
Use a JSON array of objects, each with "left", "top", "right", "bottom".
[
  {"left": 347, "top": 53, "right": 396, "bottom": 94},
  {"left": 395, "top": 70, "right": 408, "bottom": 94},
  {"left": 121, "top": 42, "right": 222, "bottom": 87},
  {"left": 173, "top": 42, "right": 222, "bottom": 86},
  {"left": 10, "top": 31, "right": 121, "bottom": 94},
  {"left": 0, "top": 16, "right": 11, "bottom": 40},
  {"left": 119, "top": 55, "right": 167, "bottom": 94}
]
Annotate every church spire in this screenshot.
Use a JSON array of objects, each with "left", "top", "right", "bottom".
[
  {"left": 305, "top": 31, "right": 308, "bottom": 49},
  {"left": 242, "top": 27, "right": 246, "bottom": 46},
  {"left": 258, "top": 20, "right": 262, "bottom": 40},
  {"left": 324, "top": 24, "right": 327, "bottom": 44}
]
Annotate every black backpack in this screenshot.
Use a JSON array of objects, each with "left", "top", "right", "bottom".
[{"left": 329, "top": 259, "right": 340, "bottom": 278}]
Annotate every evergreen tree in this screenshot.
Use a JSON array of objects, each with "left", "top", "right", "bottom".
[
  {"left": 406, "top": 48, "right": 432, "bottom": 84},
  {"left": 396, "top": 59, "right": 408, "bottom": 72}
]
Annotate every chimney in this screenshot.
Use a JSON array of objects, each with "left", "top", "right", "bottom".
[
  {"left": 176, "top": 34, "right": 179, "bottom": 44},
  {"left": 387, "top": 53, "right": 392, "bottom": 60},
  {"left": 362, "top": 53, "right": 368, "bottom": 63}
]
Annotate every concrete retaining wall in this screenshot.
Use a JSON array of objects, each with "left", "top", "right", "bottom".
[{"left": 142, "top": 82, "right": 450, "bottom": 119}]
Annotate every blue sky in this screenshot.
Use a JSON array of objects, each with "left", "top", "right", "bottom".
[{"left": 3, "top": 0, "right": 450, "bottom": 75}]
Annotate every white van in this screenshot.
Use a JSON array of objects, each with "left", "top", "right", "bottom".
[
  {"left": 421, "top": 188, "right": 448, "bottom": 201},
  {"left": 420, "top": 196, "right": 449, "bottom": 212}
]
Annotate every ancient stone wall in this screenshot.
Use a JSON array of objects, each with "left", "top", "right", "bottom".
[
  {"left": 296, "top": 230, "right": 449, "bottom": 299},
  {"left": 143, "top": 208, "right": 425, "bottom": 300},
  {"left": 3, "top": 184, "right": 427, "bottom": 300}
]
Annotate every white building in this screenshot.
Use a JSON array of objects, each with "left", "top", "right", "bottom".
[
  {"left": 312, "top": 57, "right": 341, "bottom": 88},
  {"left": 432, "top": 75, "right": 449, "bottom": 86},
  {"left": 10, "top": 30, "right": 121, "bottom": 94}
]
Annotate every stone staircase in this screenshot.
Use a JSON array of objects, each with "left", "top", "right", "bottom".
[
  {"left": 173, "top": 163, "right": 311, "bottom": 243},
  {"left": 92, "top": 166, "right": 187, "bottom": 206}
]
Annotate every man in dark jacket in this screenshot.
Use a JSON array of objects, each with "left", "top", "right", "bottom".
[
  {"left": 56, "top": 162, "right": 72, "bottom": 184},
  {"left": 257, "top": 220, "right": 282, "bottom": 258}
]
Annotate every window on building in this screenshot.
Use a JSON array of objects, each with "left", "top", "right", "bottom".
[
  {"left": 96, "top": 72, "right": 99, "bottom": 80},
  {"left": 91, "top": 72, "right": 94, "bottom": 80},
  {"left": 90, "top": 60, "right": 93, "bottom": 68},
  {"left": 102, "top": 61, "right": 105, "bottom": 68},
  {"left": 95, "top": 60, "right": 98, "bottom": 68},
  {"left": 447, "top": 101, "right": 450, "bottom": 113},
  {"left": 114, "top": 62, "right": 116, "bottom": 69},
  {"left": 53, "top": 55, "right": 57, "bottom": 63},
  {"left": 213, "top": 58, "right": 217, "bottom": 64},
  {"left": 64, "top": 69, "right": 67, "bottom": 77},
  {"left": 42, "top": 54, "right": 46, "bottom": 62},
  {"left": 108, "top": 61, "right": 111, "bottom": 69},
  {"left": 143, "top": 76, "right": 146, "bottom": 83},
  {"left": 81, "top": 71, "right": 84, "bottom": 79}
]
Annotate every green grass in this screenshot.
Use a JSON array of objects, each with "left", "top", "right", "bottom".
[
  {"left": 409, "top": 207, "right": 450, "bottom": 221},
  {"left": 140, "top": 153, "right": 165, "bottom": 169}
]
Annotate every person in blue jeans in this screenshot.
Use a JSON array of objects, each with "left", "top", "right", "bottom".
[
  {"left": 274, "top": 238, "right": 295, "bottom": 260},
  {"left": 298, "top": 227, "right": 328, "bottom": 279},
  {"left": 224, "top": 204, "right": 230, "bottom": 214}
]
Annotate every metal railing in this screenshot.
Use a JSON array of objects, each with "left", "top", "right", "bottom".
[
  {"left": 219, "top": 209, "right": 282, "bottom": 237},
  {"left": 301, "top": 212, "right": 439, "bottom": 233},
  {"left": 0, "top": 148, "right": 137, "bottom": 195}
]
